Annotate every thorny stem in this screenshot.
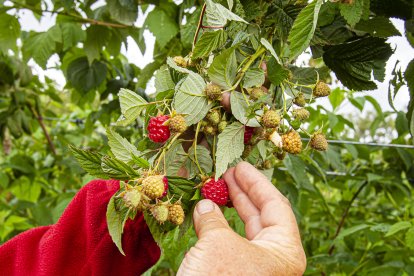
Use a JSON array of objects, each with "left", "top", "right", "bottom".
[
  {"left": 153, "top": 133, "right": 181, "bottom": 172},
  {"left": 29, "top": 105, "right": 57, "bottom": 156},
  {"left": 212, "top": 134, "right": 217, "bottom": 164},
  {"left": 223, "top": 47, "right": 267, "bottom": 93},
  {"left": 192, "top": 3, "right": 207, "bottom": 50},
  {"left": 193, "top": 122, "right": 204, "bottom": 175},
  {"left": 280, "top": 83, "right": 287, "bottom": 115},
  {"left": 328, "top": 181, "right": 369, "bottom": 256},
  {"left": 10, "top": 1, "right": 132, "bottom": 29},
  {"left": 284, "top": 80, "right": 314, "bottom": 89}
]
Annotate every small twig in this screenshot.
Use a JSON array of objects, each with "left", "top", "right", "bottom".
[
  {"left": 192, "top": 3, "right": 207, "bottom": 50},
  {"left": 193, "top": 122, "right": 204, "bottom": 175},
  {"left": 11, "top": 0, "right": 132, "bottom": 29},
  {"left": 328, "top": 181, "right": 369, "bottom": 255},
  {"left": 29, "top": 105, "right": 57, "bottom": 156},
  {"left": 201, "top": 25, "right": 224, "bottom": 29}
]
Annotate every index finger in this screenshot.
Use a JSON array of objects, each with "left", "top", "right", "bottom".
[{"left": 233, "top": 162, "right": 299, "bottom": 231}]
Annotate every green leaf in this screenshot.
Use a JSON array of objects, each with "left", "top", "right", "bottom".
[
  {"left": 155, "top": 65, "right": 175, "bottom": 93},
  {"left": 131, "top": 155, "right": 150, "bottom": 169},
  {"left": 164, "top": 141, "right": 187, "bottom": 175},
  {"left": 283, "top": 155, "right": 315, "bottom": 192},
  {"left": 267, "top": 57, "right": 289, "bottom": 86},
  {"left": 84, "top": 25, "right": 110, "bottom": 63},
  {"left": 118, "top": 88, "right": 148, "bottom": 123},
  {"left": 288, "top": 0, "right": 323, "bottom": 60},
  {"left": 207, "top": 47, "right": 237, "bottom": 89},
  {"left": 185, "top": 145, "right": 213, "bottom": 178},
  {"left": 243, "top": 68, "right": 265, "bottom": 88},
  {"left": 107, "top": 0, "right": 138, "bottom": 25},
  {"left": 215, "top": 122, "right": 245, "bottom": 179},
  {"left": 146, "top": 7, "right": 179, "bottom": 49},
  {"left": 355, "top": 17, "right": 401, "bottom": 38},
  {"left": 22, "top": 26, "right": 62, "bottom": 68},
  {"left": 106, "top": 195, "right": 130, "bottom": 256},
  {"left": 385, "top": 221, "right": 412, "bottom": 237},
  {"left": 328, "top": 88, "right": 345, "bottom": 110},
  {"left": 107, "top": 128, "right": 140, "bottom": 164},
  {"left": 260, "top": 38, "right": 281, "bottom": 64},
  {"left": 173, "top": 73, "right": 211, "bottom": 125},
  {"left": 405, "top": 59, "right": 414, "bottom": 140},
  {"left": 205, "top": 0, "right": 248, "bottom": 28},
  {"left": 406, "top": 227, "right": 414, "bottom": 250},
  {"left": 10, "top": 177, "right": 41, "bottom": 203},
  {"left": 60, "top": 22, "right": 86, "bottom": 51},
  {"left": 192, "top": 30, "right": 227, "bottom": 59},
  {"left": 0, "top": 13, "right": 20, "bottom": 53},
  {"left": 69, "top": 145, "right": 108, "bottom": 179},
  {"left": 335, "top": 224, "right": 370, "bottom": 241},
  {"left": 101, "top": 156, "right": 140, "bottom": 180},
  {"left": 67, "top": 57, "right": 107, "bottom": 93},
  {"left": 339, "top": 0, "right": 368, "bottom": 27},
  {"left": 323, "top": 37, "right": 393, "bottom": 91},
  {"left": 230, "top": 92, "right": 261, "bottom": 127}
]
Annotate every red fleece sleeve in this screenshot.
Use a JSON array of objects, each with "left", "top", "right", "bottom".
[{"left": 0, "top": 179, "right": 161, "bottom": 276}]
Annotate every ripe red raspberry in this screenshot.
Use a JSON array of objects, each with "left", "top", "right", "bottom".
[
  {"left": 244, "top": 126, "right": 255, "bottom": 144},
  {"left": 161, "top": 176, "right": 168, "bottom": 198},
  {"left": 201, "top": 178, "right": 229, "bottom": 206},
  {"left": 147, "top": 115, "right": 170, "bottom": 143}
]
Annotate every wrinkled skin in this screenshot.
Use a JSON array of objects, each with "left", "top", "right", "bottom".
[{"left": 178, "top": 162, "right": 306, "bottom": 275}]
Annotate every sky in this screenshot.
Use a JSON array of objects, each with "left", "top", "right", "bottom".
[{"left": 13, "top": 3, "right": 414, "bottom": 115}]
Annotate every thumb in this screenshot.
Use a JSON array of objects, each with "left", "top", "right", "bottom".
[{"left": 193, "top": 199, "right": 230, "bottom": 239}]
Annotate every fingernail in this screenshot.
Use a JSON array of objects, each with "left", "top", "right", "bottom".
[{"left": 197, "top": 200, "right": 214, "bottom": 215}]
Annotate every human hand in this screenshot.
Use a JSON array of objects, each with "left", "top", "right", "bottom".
[{"left": 178, "top": 162, "right": 306, "bottom": 275}]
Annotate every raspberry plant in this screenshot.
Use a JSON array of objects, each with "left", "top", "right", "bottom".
[{"left": 69, "top": 0, "right": 397, "bottom": 257}]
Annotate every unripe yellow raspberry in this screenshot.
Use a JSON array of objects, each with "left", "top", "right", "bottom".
[
  {"left": 292, "top": 108, "right": 310, "bottom": 121},
  {"left": 168, "top": 203, "right": 185, "bottom": 225},
  {"left": 282, "top": 130, "right": 302, "bottom": 154},
  {"left": 313, "top": 81, "right": 331, "bottom": 97},
  {"left": 142, "top": 175, "right": 165, "bottom": 200},
  {"left": 262, "top": 110, "right": 281, "bottom": 128},
  {"left": 310, "top": 133, "right": 328, "bottom": 151}
]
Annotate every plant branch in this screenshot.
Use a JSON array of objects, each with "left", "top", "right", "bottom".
[
  {"left": 28, "top": 105, "right": 57, "bottom": 156},
  {"left": 328, "top": 181, "right": 369, "bottom": 255},
  {"left": 11, "top": 1, "right": 132, "bottom": 29},
  {"left": 192, "top": 3, "right": 207, "bottom": 50}
]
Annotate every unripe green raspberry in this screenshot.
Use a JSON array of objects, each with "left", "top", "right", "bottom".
[
  {"left": 313, "top": 81, "right": 331, "bottom": 97},
  {"left": 250, "top": 87, "right": 266, "bottom": 100},
  {"left": 262, "top": 110, "right": 281, "bottom": 128},
  {"left": 218, "top": 121, "right": 227, "bottom": 133},
  {"left": 204, "top": 83, "right": 222, "bottom": 101},
  {"left": 203, "top": 125, "right": 217, "bottom": 136},
  {"left": 122, "top": 187, "right": 142, "bottom": 209},
  {"left": 292, "top": 108, "right": 310, "bottom": 121},
  {"left": 293, "top": 93, "right": 306, "bottom": 107},
  {"left": 151, "top": 203, "right": 169, "bottom": 224},
  {"left": 206, "top": 110, "right": 220, "bottom": 125},
  {"left": 173, "top": 56, "right": 187, "bottom": 68},
  {"left": 169, "top": 115, "right": 187, "bottom": 133}
]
